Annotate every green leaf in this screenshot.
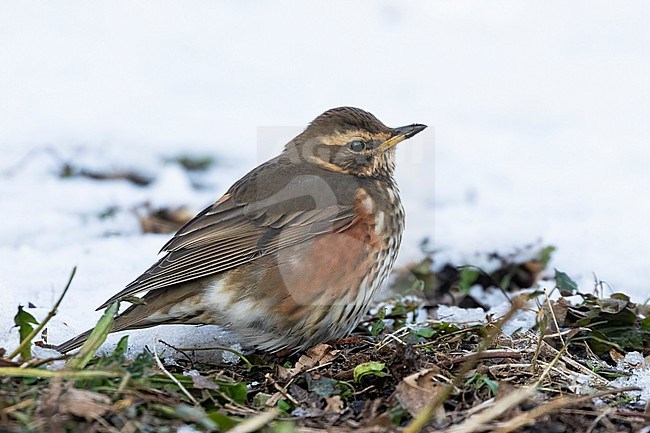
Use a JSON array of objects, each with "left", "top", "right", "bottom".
[
  {"left": 353, "top": 361, "right": 389, "bottom": 382},
  {"left": 415, "top": 327, "right": 436, "bottom": 338},
  {"left": 370, "top": 308, "right": 386, "bottom": 337},
  {"left": 306, "top": 375, "right": 338, "bottom": 398},
  {"left": 538, "top": 245, "right": 556, "bottom": 266},
  {"left": 391, "top": 301, "right": 408, "bottom": 316},
  {"left": 272, "top": 421, "right": 297, "bottom": 433},
  {"left": 465, "top": 373, "right": 498, "bottom": 395},
  {"left": 113, "top": 335, "right": 129, "bottom": 358},
  {"left": 173, "top": 404, "right": 217, "bottom": 430},
  {"left": 67, "top": 302, "right": 118, "bottom": 369},
  {"left": 168, "top": 154, "right": 216, "bottom": 172},
  {"left": 208, "top": 411, "right": 239, "bottom": 430},
  {"left": 555, "top": 269, "right": 578, "bottom": 295},
  {"left": 337, "top": 380, "right": 355, "bottom": 398},
  {"left": 641, "top": 317, "right": 650, "bottom": 331},
  {"left": 221, "top": 381, "right": 248, "bottom": 404},
  {"left": 389, "top": 404, "right": 409, "bottom": 425},
  {"left": 252, "top": 392, "right": 272, "bottom": 408},
  {"left": 610, "top": 293, "right": 630, "bottom": 302},
  {"left": 127, "top": 350, "right": 154, "bottom": 378},
  {"left": 276, "top": 398, "right": 292, "bottom": 413},
  {"left": 481, "top": 377, "right": 499, "bottom": 395},
  {"left": 13, "top": 306, "right": 39, "bottom": 360},
  {"left": 458, "top": 267, "right": 480, "bottom": 292},
  {"left": 122, "top": 295, "right": 147, "bottom": 306}
]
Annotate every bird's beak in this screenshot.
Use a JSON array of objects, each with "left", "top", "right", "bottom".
[{"left": 379, "top": 123, "right": 428, "bottom": 151}]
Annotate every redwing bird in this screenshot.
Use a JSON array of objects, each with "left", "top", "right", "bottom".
[{"left": 56, "top": 107, "right": 426, "bottom": 353}]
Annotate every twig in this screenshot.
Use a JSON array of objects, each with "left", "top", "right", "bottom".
[
  {"left": 0, "top": 399, "right": 35, "bottom": 415},
  {"left": 444, "top": 387, "right": 538, "bottom": 433},
  {"left": 116, "top": 372, "right": 132, "bottom": 394},
  {"left": 491, "top": 386, "right": 640, "bottom": 433},
  {"left": 444, "top": 349, "right": 523, "bottom": 366},
  {"left": 540, "top": 340, "right": 608, "bottom": 385},
  {"left": 533, "top": 340, "right": 568, "bottom": 387},
  {"left": 8, "top": 267, "right": 77, "bottom": 360},
  {"left": 227, "top": 410, "right": 278, "bottom": 433},
  {"left": 376, "top": 326, "right": 410, "bottom": 350},
  {"left": 152, "top": 344, "right": 199, "bottom": 406},
  {"left": 22, "top": 354, "right": 70, "bottom": 369},
  {"left": 264, "top": 373, "right": 299, "bottom": 406},
  {"left": 544, "top": 288, "right": 565, "bottom": 347},
  {"left": 157, "top": 340, "right": 194, "bottom": 366},
  {"left": 585, "top": 407, "right": 612, "bottom": 433},
  {"left": 404, "top": 295, "right": 527, "bottom": 433},
  {"left": 543, "top": 327, "right": 592, "bottom": 339},
  {"left": 352, "top": 385, "right": 376, "bottom": 396},
  {"left": 93, "top": 414, "right": 122, "bottom": 433},
  {"left": 303, "top": 361, "right": 334, "bottom": 374},
  {"left": 170, "top": 344, "right": 252, "bottom": 367},
  {"left": 0, "top": 367, "right": 120, "bottom": 379},
  {"left": 614, "top": 409, "right": 650, "bottom": 420}
]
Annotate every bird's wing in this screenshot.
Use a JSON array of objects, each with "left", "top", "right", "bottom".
[{"left": 97, "top": 167, "right": 359, "bottom": 309}]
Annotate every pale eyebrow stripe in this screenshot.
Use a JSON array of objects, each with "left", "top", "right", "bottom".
[{"left": 320, "top": 131, "right": 390, "bottom": 147}]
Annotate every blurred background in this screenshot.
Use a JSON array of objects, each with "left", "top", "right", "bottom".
[{"left": 0, "top": 1, "right": 648, "bottom": 348}]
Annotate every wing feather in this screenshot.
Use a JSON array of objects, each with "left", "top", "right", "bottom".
[{"left": 97, "top": 169, "right": 358, "bottom": 309}]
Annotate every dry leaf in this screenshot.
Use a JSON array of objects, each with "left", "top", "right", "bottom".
[
  {"left": 137, "top": 204, "right": 194, "bottom": 234},
  {"left": 191, "top": 373, "right": 220, "bottom": 391},
  {"left": 296, "top": 344, "right": 340, "bottom": 369},
  {"left": 275, "top": 364, "right": 293, "bottom": 382},
  {"left": 265, "top": 392, "right": 283, "bottom": 407},
  {"left": 58, "top": 388, "right": 111, "bottom": 421},
  {"left": 395, "top": 368, "right": 444, "bottom": 417},
  {"left": 609, "top": 348, "right": 625, "bottom": 362},
  {"left": 324, "top": 395, "right": 344, "bottom": 414},
  {"left": 279, "top": 344, "right": 341, "bottom": 380},
  {"left": 543, "top": 298, "right": 570, "bottom": 332}
]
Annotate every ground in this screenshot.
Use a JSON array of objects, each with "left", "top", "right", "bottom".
[
  {"left": 2, "top": 2, "right": 649, "bottom": 431},
  {"left": 1, "top": 245, "right": 649, "bottom": 432}
]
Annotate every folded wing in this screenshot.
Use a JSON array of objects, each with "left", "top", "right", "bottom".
[{"left": 97, "top": 163, "right": 358, "bottom": 309}]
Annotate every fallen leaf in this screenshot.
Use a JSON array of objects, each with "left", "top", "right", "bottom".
[
  {"left": 353, "top": 362, "right": 389, "bottom": 382},
  {"left": 275, "top": 364, "right": 293, "bottom": 382},
  {"left": 191, "top": 373, "right": 220, "bottom": 391},
  {"left": 324, "top": 395, "right": 344, "bottom": 414},
  {"left": 395, "top": 368, "right": 444, "bottom": 417},
  {"left": 305, "top": 375, "right": 337, "bottom": 398},
  {"left": 609, "top": 348, "right": 625, "bottom": 362},
  {"left": 555, "top": 269, "right": 578, "bottom": 296},
  {"left": 279, "top": 344, "right": 340, "bottom": 379},
  {"left": 58, "top": 388, "right": 111, "bottom": 421},
  {"left": 137, "top": 204, "right": 195, "bottom": 234},
  {"left": 296, "top": 344, "right": 340, "bottom": 369}
]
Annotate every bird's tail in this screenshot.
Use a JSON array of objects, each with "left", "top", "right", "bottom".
[
  {"left": 55, "top": 328, "right": 96, "bottom": 353},
  {"left": 55, "top": 284, "right": 206, "bottom": 353},
  {"left": 54, "top": 312, "right": 161, "bottom": 353}
]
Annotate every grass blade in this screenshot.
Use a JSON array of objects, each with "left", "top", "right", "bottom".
[{"left": 66, "top": 302, "right": 118, "bottom": 369}]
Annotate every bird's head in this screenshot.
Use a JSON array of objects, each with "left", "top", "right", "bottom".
[{"left": 284, "top": 107, "right": 427, "bottom": 178}]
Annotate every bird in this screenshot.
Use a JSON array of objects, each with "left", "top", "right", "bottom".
[{"left": 55, "top": 107, "right": 427, "bottom": 353}]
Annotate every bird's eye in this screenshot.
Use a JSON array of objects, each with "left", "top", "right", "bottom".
[{"left": 349, "top": 140, "right": 366, "bottom": 152}]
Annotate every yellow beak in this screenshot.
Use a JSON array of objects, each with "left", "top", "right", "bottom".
[{"left": 379, "top": 123, "right": 428, "bottom": 152}]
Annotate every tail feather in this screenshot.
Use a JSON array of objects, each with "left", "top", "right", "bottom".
[
  {"left": 55, "top": 283, "right": 207, "bottom": 353},
  {"left": 55, "top": 328, "right": 95, "bottom": 353}
]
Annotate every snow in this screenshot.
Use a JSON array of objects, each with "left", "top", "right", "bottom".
[
  {"left": 608, "top": 352, "right": 650, "bottom": 407},
  {"left": 435, "top": 286, "right": 540, "bottom": 336},
  {"left": 1, "top": 1, "right": 649, "bottom": 362},
  {"left": 176, "top": 425, "right": 201, "bottom": 433}
]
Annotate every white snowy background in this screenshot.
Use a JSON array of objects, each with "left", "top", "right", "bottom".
[{"left": 1, "top": 1, "right": 649, "bottom": 357}]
